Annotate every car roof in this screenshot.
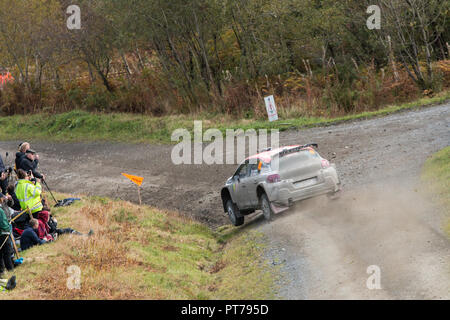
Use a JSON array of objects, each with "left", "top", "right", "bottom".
[{"left": 245, "top": 145, "right": 310, "bottom": 163}]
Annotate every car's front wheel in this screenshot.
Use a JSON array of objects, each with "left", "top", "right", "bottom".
[
  {"left": 259, "top": 193, "right": 273, "bottom": 221},
  {"left": 226, "top": 200, "right": 244, "bottom": 226}
]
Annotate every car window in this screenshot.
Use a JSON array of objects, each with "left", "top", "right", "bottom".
[
  {"left": 282, "top": 149, "right": 319, "bottom": 163},
  {"left": 260, "top": 162, "right": 271, "bottom": 173},
  {"left": 250, "top": 161, "right": 271, "bottom": 176},
  {"left": 307, "top": 149, "right": 320, "bottom": 159},
  {"left": 249, "top": 163, "right": 259, "bottom": 176},
  {"left": 235, "top": 162, "right": 250, "bottom": 178},
  {"left": 239, "top": 163, "right": 249, "bottom": 177}
]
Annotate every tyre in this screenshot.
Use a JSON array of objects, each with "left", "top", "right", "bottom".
[
  {"left": 226, "top": 200, "right": 244, "bottom": 226},
  {"left": 259, "top": 193, "right": 273, "bottom": 221}
]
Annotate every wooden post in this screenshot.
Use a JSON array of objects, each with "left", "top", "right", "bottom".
[
  {"left": 9, "top": 233, "right": 20, "bottom": 260},
  {"left": 9, "top": 208, "right": 29, "bottom": 223},
  {"left": 121, "top": 173, "right": 144, "bottom": 206},
  {"left": 137, "top": 186, "right": 142, "bottom": 205}
]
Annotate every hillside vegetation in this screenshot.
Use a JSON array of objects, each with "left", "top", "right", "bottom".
[
  {"left": 0, "top": 92, "right": 448, "bottom": 144},
  {"left": 0, "top": 0, "right": 448, "bottom": 118}
]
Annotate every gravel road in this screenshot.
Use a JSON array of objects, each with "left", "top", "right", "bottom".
[{"left": 0, "top": 102, "right": 448, "bottom": 299}]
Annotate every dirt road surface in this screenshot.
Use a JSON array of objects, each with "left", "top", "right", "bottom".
[{"left": 1, "top": 102, "right": 449, "bottom": 299}]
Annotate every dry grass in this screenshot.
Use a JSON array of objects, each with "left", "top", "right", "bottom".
[
  {"left": 1, "top": 194, "right": 275, "bottom": 300},
  {"left": 1, "top": 60, "right": 448, "bottom": 119}
]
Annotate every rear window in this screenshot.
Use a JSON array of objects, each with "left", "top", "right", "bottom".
[{"left": 279, "top": 149, "right": 320, "bottom": 166}]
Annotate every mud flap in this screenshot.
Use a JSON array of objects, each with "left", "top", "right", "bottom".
[{"left": 270, "top": 203, "right": 289, "bottom": 215}]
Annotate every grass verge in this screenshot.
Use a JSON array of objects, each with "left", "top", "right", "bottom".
[
  {"left": 0, "top": 91, "right": 448, "bottom": 144},
  {"left": 422, "top": 147, "right": 450, "bottom": 236},
  {"left": 0, "top": 193, "right": 276, "bottom": 299}
]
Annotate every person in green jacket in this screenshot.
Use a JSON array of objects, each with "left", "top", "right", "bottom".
[
  {"left": 15, "top": 169, "right": 43, "bottom": 218},
  {"left": 0, "top": 199, "right": 14, "bottom": 277}
]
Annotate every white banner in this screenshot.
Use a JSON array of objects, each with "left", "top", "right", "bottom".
[{"left": 264, "top": 95, "right": 278, "bottom": 122}]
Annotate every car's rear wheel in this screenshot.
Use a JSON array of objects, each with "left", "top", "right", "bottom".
[
  {"left": 226, "top": 200, "right": 244, "bottom": 226},
  {"left": 260, "top": 193, "right": 273, "bottom": 221}
]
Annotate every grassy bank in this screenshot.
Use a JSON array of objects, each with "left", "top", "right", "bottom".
[
  {"left": 1, "top": 194, "right": 276, "bottom": 299},
  {"left": 0, "top": 91, "right": 449, "bottom": 145},
  {"left": 422, "top": 147, "right": 450, "bottom": 236}
]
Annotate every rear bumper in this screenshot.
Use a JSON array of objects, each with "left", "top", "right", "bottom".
[{"left": 266, "top": 166, "right": 340, "bottom": 207}]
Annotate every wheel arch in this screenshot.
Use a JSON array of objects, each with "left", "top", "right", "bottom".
[
  {"left": 256, "top": 184, "right": 267, "bottom": 201},
  {"left": 221, "top": 187, "right": 233, "bottom": 212}
]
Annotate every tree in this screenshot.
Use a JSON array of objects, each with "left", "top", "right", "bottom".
[{"left": 379, "top": 0, "right": 449, "bottom": 89}]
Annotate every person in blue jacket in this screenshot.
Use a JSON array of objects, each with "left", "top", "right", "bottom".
[{"left": 20, "top": 218, "right": 46, "bottom": 251}]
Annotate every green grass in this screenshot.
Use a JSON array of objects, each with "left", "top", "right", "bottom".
[
  {"left": 0, "top": 91, "right": 448, "bottom": 144},
  {"left": 422, "top": 147, "right": 450, "bottom": 236},
  {"left": 1, "top": 193, "right": 276, "bottom": 299}
]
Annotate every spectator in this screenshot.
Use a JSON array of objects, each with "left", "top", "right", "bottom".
[
  {"left": 0, "top": 202, "right": 14, "bottom": 277},
  {"left": 15, "top": 169, "right": 43, "bottom": 218},
  {"left": 0, "top": 154, "right": 8, "bottom": 195},
  {"left": 15, "top": 142, "right": 30, "bottom": 171},
  {"left": 20, "top": 218, "right": 46, "bottom": 251},
  {"left": 36, "top": 211, "right": 53, "bottom": 242},
  {"left": 47, "top": 214, "right": 92, "bottom": 238},
  {"left": 6, "top": 185, "right": 21, "bottom": 212},
  {"left": 18, "top": 149, "right": 44, "bottom": 181}
]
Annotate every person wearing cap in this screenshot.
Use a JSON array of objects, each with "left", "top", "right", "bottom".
[{"left": 18, "top": 149, "right": 45, "bottom": 181}]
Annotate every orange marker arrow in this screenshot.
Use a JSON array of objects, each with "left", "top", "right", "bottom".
[{"left": 121, "top": 173, "right": 144, "bottom": 186}]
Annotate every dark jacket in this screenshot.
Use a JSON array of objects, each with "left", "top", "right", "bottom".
[
  {"left": 0, "top": 155, "right": 5, "bottom": 173},
  {"left": 15, "top": 152, "right": 25, "bottom": 170},
  {"left": 20, "top": 227, "right": 45, "bottom": 250},
  {"left": 7, "top": 191, "right": 21, "bottom": 211},
  {"left": 10, "top": 210, "right": 30, "bottom": 231},
  {"left": 0, "top": 208, "right": 9, "bottom": 234},
  {"left": 18, "top": 156, "right": 43, "bottom": 179}
]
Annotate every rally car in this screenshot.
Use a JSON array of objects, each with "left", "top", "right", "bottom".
[{"left": 220, "top": 144, "right": 340, "bottom": 226}]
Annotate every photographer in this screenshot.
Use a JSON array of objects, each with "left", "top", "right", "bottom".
[
  {"left": 18, "top": 149, "right": 45, "bottom": 181},
  {"left": 14, "top": 169, "right": 43, "bottom": 219}
]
